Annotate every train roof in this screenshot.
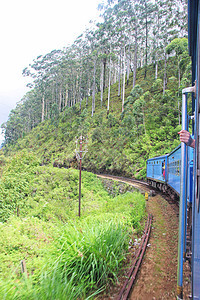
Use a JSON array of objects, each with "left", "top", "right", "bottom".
[
  {"left": 147, "top": 154, "right": 168, "bottom": 162},
  {"left": 167, "top": 144, "right": 181, "bottom": 156}
]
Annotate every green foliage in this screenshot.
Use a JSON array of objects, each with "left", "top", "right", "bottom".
[
  {"left": 0, "top": 154, "right": 146, "bottom": 299},
  {"left": 0, "top": 217, "right": 132, "bottom": 299},
  {"left": 166, "top": 38, "right": 188, "bottom": 56},
  {"left": 0, "top": 151, "right": 40, "bottom": 221}
]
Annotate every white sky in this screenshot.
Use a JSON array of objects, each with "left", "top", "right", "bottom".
[{"left": 0, "top": 0, "right": 101, "bottom": 143}]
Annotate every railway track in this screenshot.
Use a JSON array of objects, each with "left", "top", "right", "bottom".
[
  {"left": 97, "top": 173, "right": 179, "bottom": 208},
  {"left": 116, "top": 214, "right": 152, "bottom": 300},
  {"left": 96, "top": 174, "right": 179, "bottom": 299},
  {"left": 97, "top": 174, "right": 149, "bottom": 187}
]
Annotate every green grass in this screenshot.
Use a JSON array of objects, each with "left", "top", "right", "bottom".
[{"left": 0, "top": 151, "right": 146, "bottom": 299}]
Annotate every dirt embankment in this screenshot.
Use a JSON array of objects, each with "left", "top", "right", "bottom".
[{"left": 129, "top": 194, "right": 179, "bottom": 299}]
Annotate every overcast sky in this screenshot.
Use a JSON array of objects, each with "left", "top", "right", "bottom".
[{"left": 0, "top": 0, "right": 101, "bottom": 143}]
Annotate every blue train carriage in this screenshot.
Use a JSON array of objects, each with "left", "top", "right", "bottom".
[
  {"left": 146, "top": 154, "right": 168, "bottom": 192},
  {"left": 188, "top": 0, "right": 200, "bottom": 299},
  {"left": 168, "top": 143, "right": 194, "bottom": 197},
  {"left": 167, "top": 145, "right": 181, "bottom": 197},
  {"left": 175, "top": 1, "right": 200, "bottom": 299}
]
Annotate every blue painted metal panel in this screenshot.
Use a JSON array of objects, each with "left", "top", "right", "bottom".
[
  {"left": 146, "top": 155, "right": 168, "bottom": 183},
  {"left": 168, "top": 145, "right": 181, "bottom": 195},
  {"left": 193, "top": 212, "right": 200, "bottom": 299},
  {"left": 188, "top": 148, "right": 194, "bottom": 204},
  {"left": 191, "top": 2, "right": 200, "bottom": 298}
]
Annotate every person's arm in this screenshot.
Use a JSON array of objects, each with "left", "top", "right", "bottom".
[{"left": 178, "top": 130, "right": 195, "bottom": 148}]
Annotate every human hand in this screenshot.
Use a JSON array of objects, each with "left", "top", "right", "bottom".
[{"left": 178, "top": 130, "right": 195, "bottom": 148}]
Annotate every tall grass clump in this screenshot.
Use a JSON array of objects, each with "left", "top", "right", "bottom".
[
  {"left": 0, "top": 216, "right": 130, "bottom": 299},
  {"left": 39, "top": 217, "right": 128, "bottom": 298},
  {"left": 38, "top": 217, "right": 129, "bottom": 299}
]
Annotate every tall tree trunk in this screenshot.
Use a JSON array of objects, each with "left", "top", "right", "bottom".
[
  {"left": 133, "top": 26, "right": 138, "bottom": 88},
  {"left": 92, "top": 60, "right": 96, "bottom": 117},
  {"left": 155, "top": 60, "right": 158, "bottom": 80},
  {"left": 46, "top": 98, "right": 49, "bottom": 119},
  {"left": 155, "top": 9, "right": 159, "bottom": 80},
  {"left": 107, "top": 52, "right": 112, "bottom": 114},
  {"left": 163, "top": 51, "right": 167, "bottom": 95},
  {"left": 65, "top": 84, "right": 68, "bottom": 107},
  {"left": 86, "top": 77, "right": 90, "bottom": 107},
  {"left": 114, "top": 62, "right": 117, "bottom": 84},
  {"left": 79, "top": 62, "right": 83, "bottom": 112},
  {"left": 178, "top": 61, "right": 181, "bottom": 88},
  {"left": 144, "top": 0, "right": 148, "bottom": 79},
  {"left": 59, "top": 88, "right": 62, "bottom": 112},
  {"left": 127, "top": 42, "right": 131, "bottom": 85},
  {"left": 41, "top": 94, "right": 45, "bottom": 122},
  {"left": 103, "top": 54, "right": 107, "bottom": 90},
  {"left": 122, "top": 46, "right": 126, "bottom": 113},
  {"left": 100, "top": 60, "right": 104, "bottom": 107},
  {"left": 73, "top": 81, "right": 76, "bottom": 106},
  {"left": 118, "top": 49, "right": 122, "bottom": 97}
]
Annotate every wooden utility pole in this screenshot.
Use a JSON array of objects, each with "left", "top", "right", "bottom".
[{"left": 75, "top": 135, "right": 88, "bottom": 217}]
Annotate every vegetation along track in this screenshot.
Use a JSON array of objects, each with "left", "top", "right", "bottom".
[{"left": 96, "top": 174, "right": 190, "bottom": 299}]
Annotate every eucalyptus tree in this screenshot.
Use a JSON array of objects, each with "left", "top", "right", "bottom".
[
  {"left": 1, "top": 90, "right": 42, "bottom": 144},
  {"left": 100, "top": 4, "right": 122, "bottom": 113},
  {"left": 114, "top": 1, "right": 133, "bottom": 111},
  {"left": 152, "top": 0, "right": 187, "bottom": 93},
  {"left": 135, "top": 0, "right": 154, "bottom": 79},
  {"left": 61, "top": 47, "right": 80, "bottom": 108},
  {"left": 23, "top": 50, "right": 64, "bottom": 121},
  {"left": 175, "top": 0, "right": 188, "bottom": 38},
  {"left": 100, "top": 0, "right": 130, "bottom": 112},
  {"left": 95, "top": 22, "right": 110, "bottom": 108},
  {"left": 85, "top": 28, "right": 100, "bottom": 116},
  {"left": 69, "top": 35, "right": 88, "bottom": 111},
  {"left": 131, "top": 1, "right": 140, "bottom": 88},
  {"left": 166, "top": 37, "right": 190, "bottom": 124}
]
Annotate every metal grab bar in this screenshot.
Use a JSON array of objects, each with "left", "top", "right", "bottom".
[{"left": 177, "top": 86, "right": 195, "bottom": 299}]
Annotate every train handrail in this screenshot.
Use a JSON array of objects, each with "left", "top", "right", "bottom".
[{"left": 177, "top": 86, "right": 195, "bottom": 300}]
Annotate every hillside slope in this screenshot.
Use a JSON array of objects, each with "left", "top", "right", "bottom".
[{"left": 3, "top": 54, "right": 191, "bottom": 179}]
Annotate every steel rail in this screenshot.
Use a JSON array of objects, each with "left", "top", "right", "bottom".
[
  {"left": 117, "top": 213, "right": 152, "bottom": 300},
  {"left": 97, "top": 174, "right": 150, "bottom": 186}
]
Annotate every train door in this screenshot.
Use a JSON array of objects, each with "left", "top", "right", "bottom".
[{"left": 193, "top": 3, "right": 200, "bottom": 298}]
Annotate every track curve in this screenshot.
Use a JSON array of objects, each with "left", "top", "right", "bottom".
[{"left": 96, "top": 174, "right": 181, "bottom": 299}]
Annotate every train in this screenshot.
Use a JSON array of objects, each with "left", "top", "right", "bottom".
[
  {"left": 147, "top": 145, "right": 194, "bottom": 199},
  {"left": 146, "top": 1, "right": 200, "bottom": 299}
]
